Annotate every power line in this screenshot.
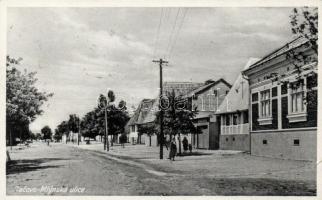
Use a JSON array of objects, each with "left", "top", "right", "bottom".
[
  {"left": 167, "top": 8, "right": 188, "bottom": 60},
  {"left": 161, "top": 8, "right": 172, "bottom": 59},
  {"left": 164, "top": 8, "right": 181, "bottom": 59},
  {"left": 152, "top": 8, "right": 164, "bottom": 59}
]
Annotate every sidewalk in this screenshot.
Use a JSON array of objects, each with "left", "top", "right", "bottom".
[{"left": 72, "top": 142, "right": 316, "bottom": 182}]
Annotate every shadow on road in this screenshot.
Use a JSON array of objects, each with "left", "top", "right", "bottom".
[{"left": 6, "top": 158, "right": 68, "bottom": 175}]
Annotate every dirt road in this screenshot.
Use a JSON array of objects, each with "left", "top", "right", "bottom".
[{"left": 6, "top": 142, "right": 316, "bottom": 195}]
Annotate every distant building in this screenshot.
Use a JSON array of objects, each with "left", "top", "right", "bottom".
[
  {"left": 127, "top": 99, "right": 158, "bottom": 145},
  {"left": 216, "top": 58, "right": 260, "bottom": 151},
  {"left": 186, "top": 78, "right": 232, "bottom": 149},
  {"left": 243, "top": 37, "right": 317, "bottom": 161},
  {"left": 128, "top": 79, "right": 232, "bottom": 149}
]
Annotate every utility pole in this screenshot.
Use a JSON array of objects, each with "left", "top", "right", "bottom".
[
  {"left": 153, "top": 58, "right": 168, "bottom": 159},
  {"left": 77, "top": 116, "right": 81, "bottom": 146},
  {"left": 105, "top": 106, "right": 109, "bottom": 151}
]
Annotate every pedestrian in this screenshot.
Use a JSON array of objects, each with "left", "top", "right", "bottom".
[
  {"left": 169, "top": 138, "right": 177, "bottom": 161},
  {"left": 182, "top": 137, "right": 188, "bottom": 152},
  {"left": 188, "top": 144, "right": 192, "bottom": 154}
]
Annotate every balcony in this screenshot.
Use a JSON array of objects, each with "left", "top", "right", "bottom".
[{"left": 221, "top": 123, "right": 249, "bottom": 135}]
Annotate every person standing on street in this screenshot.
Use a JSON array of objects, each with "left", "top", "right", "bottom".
[
  {"left": 169, "top": 138, "right": 177, "bottom": 161},
  {"left": 182, "top": 137, "right": 188, "bottom": 152}
]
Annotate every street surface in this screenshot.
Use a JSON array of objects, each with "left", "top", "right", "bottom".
[{"left": 6, "top": 142, "right": 316, "bottom": 195}]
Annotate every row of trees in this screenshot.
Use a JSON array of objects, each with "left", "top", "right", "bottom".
[{"left": 54, "top": 91, "right": 130, "bottom": 146}]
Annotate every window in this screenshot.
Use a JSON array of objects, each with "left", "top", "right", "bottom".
[
  {"left": 243, "top": 112, "right": 249, "bottom": 124},
  {"left": 252, "top": 93, "right": 258, "bottom": 102},
  {"left": 263, "top": 140, "right": 267, "bottom": 145},
  {"left": 290, "top": 81, "right": 305, "bottom": 113},
  {"left": 281, "top": 83, "right": 288, "bottom": 95},
  {"left": 272, "top": 87, "right": 278, "bottom": 97},
  {"left": 226, "top": 115, "right": 230, "bottom": 126},
  {"left": 260, "top": 90, "right": 271, "bottom": 118},
  {"left": 131, "top": 126, "right": 135, "bottom": 132},
  {"left": 233, "top": 114, "right": 238, "bottom": 125},
  {"left": 226, "top": 137, "right": 228, "bottom": 142},
  {"left": 293, "top": 139, "right": 300, "bottom": 146},
  {"left": 287, "top": 79, "right": 307, "bottom": 123},
  {"left": 232, "top": 137, "right": 235, "bottom": 141}
]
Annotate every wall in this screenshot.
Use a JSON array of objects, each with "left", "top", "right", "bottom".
[
  {"left": 209, "top": 122, "right": 219, "bottom": 150},
  {"left": 251, "top": 129, "right": 316, "bottom": 161},
  {"left": 219, "top": 134, "right": 250, "bottom": 151},
  {"left": 144, "top": 134, "right": 158, "bottom": 147}
]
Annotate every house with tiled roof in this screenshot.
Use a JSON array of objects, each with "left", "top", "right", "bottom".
[
  {"left": 216, "top": 58, "right": 260, "bottom": 151},
  {"left": 243, "top": 37, "right": 317, "bottom": 161},
  {"left": 127, "top": 79, "right": 232, "bottom": 149},
  {"left": 185, "top": 78, "right": 232, "bottom": 149},
  {"left": 127, "top": 99, "right": 158, "bottom": 144}
]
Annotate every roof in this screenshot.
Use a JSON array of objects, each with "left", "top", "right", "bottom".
[
  {"left": 186, "top": 78, "right": 232, "bottom": 97},
  {"left": 127, "top": 99, "right": 158, "bottom": 126},
  {"left": 136, "top": 99, "right": 158, "bottom": 124},
  {"left": 216, "top": 58, "right": 260, "bottom": 114},
  {"left": 245, "top": 37, "right": 309, "bottom": 73},
  {"left": 163, "top": 82, "right": 203, "bottom": 96}
]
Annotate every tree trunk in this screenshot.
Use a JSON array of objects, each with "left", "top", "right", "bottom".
[
  {"left": 197, "top": 133, "right": 199, "bottom": 149},
  {"left": 178, "top": 133, "right": 182, "bottom": 155},
  {"left": 149, "top": 135, "right": 151, "bottom": 146},
  {"left": 9, "top": 125, "right": 12, "bottom": 150}
]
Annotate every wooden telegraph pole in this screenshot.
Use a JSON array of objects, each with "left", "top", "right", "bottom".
[
  {"left": 78, "top": 116, "right": 81, "bottom": 146},
  {"left": 105, "top": 106, "right": 109, "bottom": 151},
  {"left": 153, "top": 58, "right": 168, "bottom": 159}
]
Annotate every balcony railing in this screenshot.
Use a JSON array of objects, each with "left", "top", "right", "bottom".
[{"left": 221, "top": 123, "right": 249, "bottom": 135}]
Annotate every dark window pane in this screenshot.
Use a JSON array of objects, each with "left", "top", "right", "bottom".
[
  {"left": 281, "top": 83, "right": 288, "bottom": 95},
  {"left": 252, "top": 93, "right": 258, "bottom": 102},
  {"left": 243, "top": 112, "right": 249, "bottom": 124},
  {"left": 272, "top": 87, "right": 277, "bottom": 97},
  {"left": 294, "top": 139, "right": 300, "bottom": 146},
  {"left": 263, "top": 140, "right": 267, "bottom": 145},
  {"left": 307, "top": 73, "right": 318, "bottom": 89},
  {"left": 226, "top": 115, "right": 230, "bottom": 125}
]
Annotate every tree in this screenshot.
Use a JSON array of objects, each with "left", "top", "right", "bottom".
[
  {"left": 81, "top": 110, "right": 100, "bottom": 140},
  {"left": 56, "top": 120, "right": 69, "bottom": 143},
  {"left": 41, "top": 126, "right": 52, "bottom": 140},
  {"left": 137, "top": 123, "right": 156, "bottom": 147},
  {"left": 53, "top": 129, "right": 62, "bottom": 142},
  {"left": 35, "top": 132, "right": 42, "bottom": 140},
  {"left": 68, "top": 114, "right": 80, "bottom": 133},
  {"left": 6, "top": 56, "right": 53, "bottom": 144},
  {"left": 98, "top": 92, "right": 130, "bottom": 148},
  {"left": 289, "top": 7, "right": 318, "bottom": 108},
  {"left": 156, "top": 90, "right": 197, "bottom": 155},
  {"left": 290, "top": 7, "right": 317, "bottom": 53}
]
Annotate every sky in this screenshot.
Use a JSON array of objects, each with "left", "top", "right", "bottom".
[{"left": 7, "top": 7, "right": 296, "bottom": 132}]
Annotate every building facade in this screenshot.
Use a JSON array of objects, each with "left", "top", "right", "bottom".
[
  {"left": 127, "top": 99, "right": 158, "bottom": 145},
  {"left": 216, "top": 58, "right": 259, "bottom": 151},
  {"left": 186, "top": 79, "right": 232, "bottom": 149},
  {"left": 243, "top": 37, "right": 317, "bottom": 161}
]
